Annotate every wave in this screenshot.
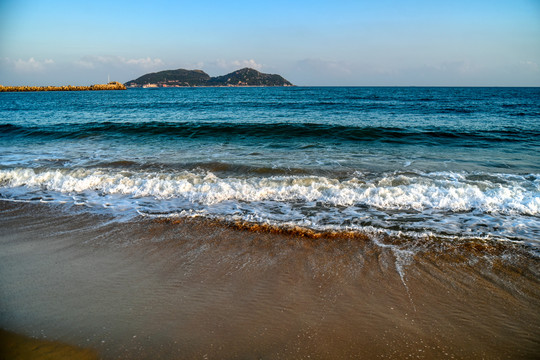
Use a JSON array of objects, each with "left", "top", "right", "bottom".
[
  {"left": 1, "top": 167, "right": 538, "bottom": 242},
  {"left": 1, "top": 122, "right": 538, "bottom": 145},
  {"left": 1, "top": 168, "right": 537, "bottom": 214}
]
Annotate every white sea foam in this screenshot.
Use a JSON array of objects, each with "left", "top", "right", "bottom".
[
  {"left": 1, "top": 167, "right": 539, "bottom": 242},
  {"left": 0, "top": 168, "right": 537, "bottom": 213}
]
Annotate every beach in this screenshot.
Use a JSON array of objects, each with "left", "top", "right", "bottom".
[
  {"left": 2, "top": 0, "right": 539, "bottom": 357},
  {"left": 1, "top": 200, "right": 539, "bottom": 359}
]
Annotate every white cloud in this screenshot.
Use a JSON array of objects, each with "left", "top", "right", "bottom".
[
  {"left": 75, "top": 56, "right": 164, "bottom": 69},
  {"left": 231, "top": 59, "right": 263, "bottom": 70},
  {"left": 75, "top": 59, "right": 95, "bottom": 69},
  {"left": 212, "top": 59, "right": 263, "bottom": 70},
  {"left": 520, "top": 60, "right": 539, "bottom": 72},
  {"left": 123, "top": 57, "right": 164, "bottom": 68},
  {"left": 192, "top": 61, "right": 205, "bottom": 69},
  {"left": 3, "top": 57, "right": 55, "bottom": 72}
]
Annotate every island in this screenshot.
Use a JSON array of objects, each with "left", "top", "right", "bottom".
[
  {"left": 125, "top": 68, "right": 293, "bottom": 88},
  {"left": 0, "top": 81, "right": 126, "bottom": 92}
]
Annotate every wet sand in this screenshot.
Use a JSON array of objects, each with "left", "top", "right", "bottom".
[
  {"left": 0, "top": 200, "right": 539, "bottom": 359},
  {"left": 0, "top": 329, "right": 99, "bottom": 360}
]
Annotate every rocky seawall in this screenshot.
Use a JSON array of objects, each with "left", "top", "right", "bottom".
[{"left": 0, "top": 81, "right": 126, "bottom": 92}]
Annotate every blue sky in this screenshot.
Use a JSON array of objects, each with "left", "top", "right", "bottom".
[{"left": 1, "top": 0, "right": 539, "bottom": 86}]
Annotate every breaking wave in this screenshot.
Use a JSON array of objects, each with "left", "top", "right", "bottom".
[{"left": 1, "top": 167, "right": 538, "bottom": 243}]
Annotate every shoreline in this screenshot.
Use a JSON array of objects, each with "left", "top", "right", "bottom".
[
  {"left": 0, "top": 200, "right": 539, "bottom": 359},
  {"left": 0, "top": 82, "right": 126, "bottom": 92}
]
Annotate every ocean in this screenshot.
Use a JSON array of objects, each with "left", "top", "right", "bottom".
[
  {"left": 1, "top": 87, "right": 539, "bottom": 246},
  {"left": 1, "top": 87, "right": 539, "bottom": 359}
]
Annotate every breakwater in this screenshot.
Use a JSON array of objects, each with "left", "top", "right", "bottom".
[{"left": 0, "top": 81, "right": 126, "bottom": 92}]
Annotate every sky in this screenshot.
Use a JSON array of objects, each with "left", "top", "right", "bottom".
[{"left": 1, "top": 0, "right": 539, "bottom": 86}]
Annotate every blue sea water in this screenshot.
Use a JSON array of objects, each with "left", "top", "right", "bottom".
[{"left": 0, "top": 87, "right": 539, "bottom": 245}]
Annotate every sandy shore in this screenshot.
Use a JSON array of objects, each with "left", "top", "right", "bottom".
[
  {"left": 0, "top": 200, "right": 539, "bottom": 359},
  {"left": 0, "top": 329, "right": 99, "bottom": 360}
]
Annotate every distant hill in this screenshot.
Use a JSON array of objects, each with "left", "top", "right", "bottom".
[
  {"left": 206, "top": 68, "right": 292, "bottom": 87},
  {"left": 125, "top": 69, "right": 210, "bottom": 87},
  {"left": 125, "top": 68, "right": 293, "bottom": 88}
]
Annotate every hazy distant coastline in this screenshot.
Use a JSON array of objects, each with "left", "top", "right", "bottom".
[{"left": 0, "top": 81, "right": 126, "bottom": 92}]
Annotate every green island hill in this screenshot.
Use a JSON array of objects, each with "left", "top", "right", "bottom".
[
  {"left": 0, "top": 81, "right": 126, "bottom": 92},
  {"left": 125, "top": 68, "right": 293, "bottom": 88}
]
